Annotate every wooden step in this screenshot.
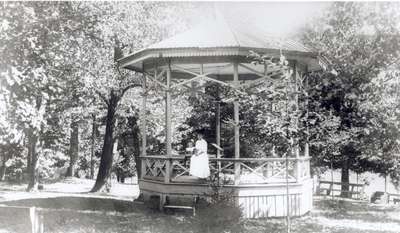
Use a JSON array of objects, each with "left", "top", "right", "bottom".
[{"left": 164, "top": 204, "right": 196, "bottom": 216}]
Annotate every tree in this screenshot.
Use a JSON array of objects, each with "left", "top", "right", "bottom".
[
  {"left": 74, "top": 2, "right": 192, "bottom": 192},
  {"left": 360, "top": 68, "right": 400, "bottom": 190},
  {"left": 0, "top": 1, "right": 192, "bottom": 191},
  {"left": 302, "top": 2, "right": 400, "bottom": 196},
  {"left": 0, "top": 1, "right": 99, "bottom": 190},
  {"left": 0, "top": 120, "right": 24, "bottom": 181}
]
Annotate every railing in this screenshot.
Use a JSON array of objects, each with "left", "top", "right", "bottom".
[{"left": 141, "top": 155, "right": 310, "bottom": 185}]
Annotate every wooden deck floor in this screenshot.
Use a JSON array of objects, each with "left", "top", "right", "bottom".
[{"left": 143, "top": 175, "right": 208, "bottom": 184}]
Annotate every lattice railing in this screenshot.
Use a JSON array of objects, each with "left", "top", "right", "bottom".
[
  {"left": 240, "top": 159, "right": 296, "bottom": 183},
  {"left": 142, "top": 156, "right": 167, "bottom": 179},
  {"left": 171, "top": 157, "right": 190, "bottom": 179},
  {"left": 140, "top": 155, "right": 310, "bottom": 184},
  {"left": 211, "top": 158, "right": 298, "bottom": 184}
]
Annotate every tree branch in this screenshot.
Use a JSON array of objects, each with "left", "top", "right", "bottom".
[
  {"left": 116, "top": 64, "right": 128, "bottom": 80},
  {"left": 119, "top": 83, "right": 142, "bottom": 99},
  {"left": 95, "top": 90, "right": 109, "bottom": 106}
]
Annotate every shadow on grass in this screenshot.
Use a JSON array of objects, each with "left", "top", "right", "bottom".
[
  {"left": 0, "top": 196, "right": 188, "bottom": 233},
  {"left": 1, "top": 197, "right": 399, "bottom": 233},
  {"left": 2, "top": 196, "right": 140, "bottom": 213},
  {"left": 313, "top": 199, "right": 400, "bottom": 224}
]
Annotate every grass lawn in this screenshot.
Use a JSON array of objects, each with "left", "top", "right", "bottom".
[
  {"left": 245, "top": 197, "right": 400, "bottom": 233},
  {"left": 0, "top": 179, "right": 399, "bottom": 233}
]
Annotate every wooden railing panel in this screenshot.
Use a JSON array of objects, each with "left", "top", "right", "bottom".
[
  {"left": 171, "top": 159, "right": 190, "bottom": 179},
  {"left": 238, "top": 160, "right": 297, "bottom": 184},
  {"left": 140, "top": 155, "right": 311, "bottom": 184},
  {"left": 143, "top": 156, "right": 167, "bottom": 179}
]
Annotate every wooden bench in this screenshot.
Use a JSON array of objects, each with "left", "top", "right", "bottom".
[
  {"left": 164, "top": 205, "right": 196, "bottom": 216},
  {"left": 317, "top": 180, "right": 365, "bottom": 199},
  {"left": 388, "top": 193, "right": 400, "bottom": 204}
]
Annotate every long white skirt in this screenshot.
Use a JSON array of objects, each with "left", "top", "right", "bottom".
[{"left": 189, "top": 153, "right": 210, "bottom": 178}]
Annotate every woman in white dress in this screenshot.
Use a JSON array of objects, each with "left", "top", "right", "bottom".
[{"left": 189, "top": 132, "right": 210, "bottom": 179}]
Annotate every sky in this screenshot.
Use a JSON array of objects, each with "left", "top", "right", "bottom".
[{"left": 186, "top": 1, "right": 331, "bottom": 37}]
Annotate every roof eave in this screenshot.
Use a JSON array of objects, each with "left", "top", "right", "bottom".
[{"left": 118, "top": 46, "right": 318, "bottom": 71}]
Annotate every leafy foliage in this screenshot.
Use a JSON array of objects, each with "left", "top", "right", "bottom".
[
  {"left": 301, "top": 2, "right": 400, "bottom": 190},
  {"left": 1, "top": 1, "right": 400, "bottom": 193}
]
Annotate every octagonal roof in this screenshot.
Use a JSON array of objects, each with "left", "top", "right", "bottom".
[{"left": 119, "top": 13, "right": 320, "bottom": 72}]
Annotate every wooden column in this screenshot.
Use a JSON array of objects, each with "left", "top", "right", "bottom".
[
  {"left": 191, "top": 64, "right": 202, "bottom": 98},
  {"left": 304, "top": 66, "right": 310, "bottom": 158},
  {"left": 199, "top": 64, "right": 204, "bottom": 94},
  {"left": 293, "top": 62, "right": 301, "bottom": 182},
  {"left": 264, "top": 63, "right": 268, "bottom": 76},
  {"left": 233, "top": 63, "right": 240, "bottom": 185},
  {"left": 165, "top": 64, "right": 172, "bottom": 184},
  {"left": 284, "top": 64, "right": 291, "bottom": 233},
  {"left": 293, "top": 61, "right": 300, "bottom": 158},
  {"left": 140, "top": 74, "right": 147, "bottom": 179},
  {"left": 216, "top": 98, "right": 221, "bottom": 173},
  {"left": 213, "top": 77, "right": 222, "bottom": 175},
  {"left": 216, "top": 102, "right": 221, "bottom": 158}
]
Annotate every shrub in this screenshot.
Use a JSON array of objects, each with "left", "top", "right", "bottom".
[{"left": 191, "top": 174, "right": 244, "bottom": 233}]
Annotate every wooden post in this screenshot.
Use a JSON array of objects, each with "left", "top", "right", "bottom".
[
  {"left": 160, "top": 194, "right": 166, "bottom": 211},
  {"left": 30, "top": 207, "right": 36, "bottom": 233},
  {"left": 216, "top": 102, "right": 221, "bottom": 168},
  {"left": 140, "top": 74, "right": 147, "bottom": 179},
  {"left": 140, "top": 158, "right": 146, "bottom": 180},
  {"left": 30, "top": 207, "right": 44, "bottom": 233},
  {"left": 165, "top": 63, "right": 172, "bottom": 184},
  {"left": 285, "top": 68, "right": 291, "bottom": 233},
  {"left": 293, "top": 61, "right": 300, "bottom": 158},
  {"left": 264, "top": 62, "right": 274, "bottom": 178},
  {"left": 264, "top": 62, "right": 268, "bottom": 76},
  {"left": 356, "top": 172, "right": 359, "bottom": 199},
  {"left": 191, "top": 64, "right": 203, "bottom": 98},
  {"left": 304, "top": 66, "right": 310, "bottom": 158},
  {"left": 199, "top": 63, "right": 204, "bottom": 77},
  {"left": 293, "top": 62, "right": 302, "bottom": 183},
  {"left": 233, "top": 63, "right": 240, "bottom": 185},
  {"left": 385, "top": 174, "right": 388, "bottom": 194},
  {"left": 216, "top": 83, "right": 221, "bottom": 174}
]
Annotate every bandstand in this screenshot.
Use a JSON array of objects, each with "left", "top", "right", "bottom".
[{"left": 119, "top": 14, "right": 321, "bottom": 218}]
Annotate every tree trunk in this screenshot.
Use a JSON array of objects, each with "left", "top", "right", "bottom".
[
  {"left": 90, "top": 115, "right": 96, "bottom": 179},
  {"left": 26, "top": 143, "right": 31, "bottom": 181},
  {"left": 340, "top": 156, "right": 350, "bottom": 198},
  {"left": 133, "top": 122, "right": 141, "bottom": 178},
  {"left": 26, "top": 133, "right": 39, "bottom": 191},
  {"left": 66, "top": 120, "right": 79, "bottom": 177},
  {"left": 91, "top": 92, "right": 118, "bottom": 192},
  {"left": 134, "top": 153, "right": 141, "bottom": 180},
  {"left": 0, "top": 156, "right": 6, "bottom": 181},
  {"left": 26, "top": 96, "right": 42, "bottom": 191}
]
